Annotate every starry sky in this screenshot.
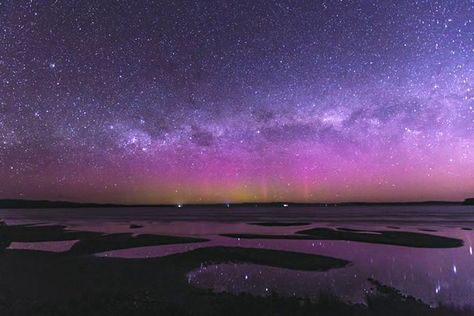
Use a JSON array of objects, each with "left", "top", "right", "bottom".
[{"left": 0, "top": 0, "right": 473, "bottom": 204}]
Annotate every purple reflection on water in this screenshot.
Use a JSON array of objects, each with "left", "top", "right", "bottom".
[
  {"left": 8, "top": 240, "right": 78, "bottom": 252},
  {"left": 1, "top": 207, "right": 474, "bottom": 308},
  {"left": 187, "top": 229, "right": 474, "bottom": 308}
]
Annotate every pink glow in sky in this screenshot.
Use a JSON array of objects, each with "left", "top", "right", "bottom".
[{"left": 0, "top": 1, "right": 473, "bottom": 203}]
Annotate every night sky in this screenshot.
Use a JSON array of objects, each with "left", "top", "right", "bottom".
[{"left": 0, "top": 1, "right": 473, "bottom": 204}]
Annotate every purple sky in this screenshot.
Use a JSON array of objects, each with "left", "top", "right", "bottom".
[{"left": 0, "top": 1, "right": 473, "bottom": 204}]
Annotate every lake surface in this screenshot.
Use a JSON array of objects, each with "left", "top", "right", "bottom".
[{"left": 1, "top": 205, "right": 474, "bottom": 308}]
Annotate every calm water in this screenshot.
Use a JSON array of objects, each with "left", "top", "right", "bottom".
[{"left": 1, "top": 205, "right": 474, "bottom": 307}]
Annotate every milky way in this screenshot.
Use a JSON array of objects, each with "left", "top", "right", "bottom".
[{"left": 0, "top": 1, "right": 473, "bottom": 203}]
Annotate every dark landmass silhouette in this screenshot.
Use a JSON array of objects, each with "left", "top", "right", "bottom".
[
  {"left": 68, "top": 233, "right": 208, "bottom": 255},
  {"left": 0, "top": 198, "right": 466, "bottom": 209},
  {"left": 464, "top": 198, "right": 474, "bottom": 205},
  {"left": 222, "top": 227, "right": 464, "bottom": 248}
]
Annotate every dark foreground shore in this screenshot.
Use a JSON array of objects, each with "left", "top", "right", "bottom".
[
  {"left": 0, "top": 222, "right": 473, "bottom": 315},
  {"left": 0, "top": 249, "right": 472, "bottom": 316}
]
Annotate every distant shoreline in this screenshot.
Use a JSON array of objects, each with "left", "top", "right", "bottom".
[{"left": 0, "top": 199, "right": 471, "bottom": 209}]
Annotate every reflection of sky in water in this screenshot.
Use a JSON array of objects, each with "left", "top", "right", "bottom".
[
  {"left": 188, "top": 231, "right": 474, "bottom": 308},
  {"left": 9, "top": 240, "right": 78, "bottom": 252},
  {"left": 1, "top": 206, "right": 474, "bottom": 307}
]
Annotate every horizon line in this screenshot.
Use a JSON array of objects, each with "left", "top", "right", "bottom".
[{"left": 1, "top": 197, "right": 472, "bottom": 207}]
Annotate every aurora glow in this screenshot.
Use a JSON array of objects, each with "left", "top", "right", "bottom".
[{"left": 0, "top": 1, "right": 473, "bottom": 204}]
